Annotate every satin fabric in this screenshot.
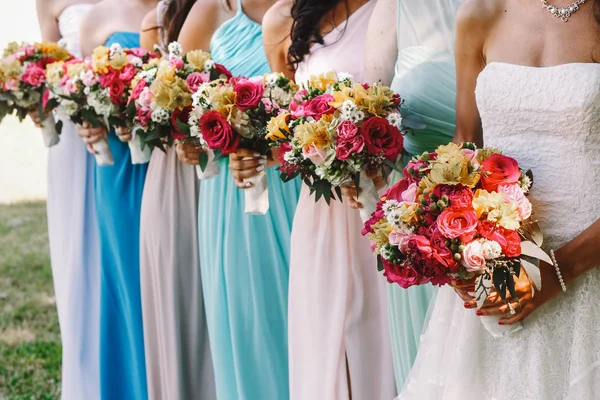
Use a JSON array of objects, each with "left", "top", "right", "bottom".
[
  {"left": 96, "top": 32, "right": 148, "bottom": 400},
  {"left": 197, "top": 1, "right": 301, "bottom": 398},
  {"left": 387, "top": 0, "right": 461, "bottom": 390}
]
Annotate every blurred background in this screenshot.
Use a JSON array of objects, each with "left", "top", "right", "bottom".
[{"left": 0, "top": 0, "right": 46, "bottom": 204}]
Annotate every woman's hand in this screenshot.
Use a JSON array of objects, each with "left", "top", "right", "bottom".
[
  {"left": 28, "top": 108, "right": 44, "bottom": 128},
  {"left": 175, "top": 141, "right": 201, "bottom": 165},
  {"left": 229, "top": 149, "right": 270, "bottom": 189},
  {"left": 77, "top": 121, "right": 107, "bottom": 154},
  {"left": 115, "top": 126, "right": 132, "bottom": 142},
  {"left": 340, "top": 167, "right": 388, "bottom": 209}
]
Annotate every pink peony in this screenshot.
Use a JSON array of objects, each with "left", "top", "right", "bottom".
[
  {"left": 21, "top": 64, "right": 45, "bottom": 87},
  {"left": 437, "top": 208, "right": 479, "bottom": 241},
  {"left": 185, "top": 72, "right": 209, "bottom": 93},
  {"left": 498, "top": 183, "right": 532, "bottom": 221},
  {"left": 302, "top": 143, "right": 328, "bottom": 166},
  {"left": 336, "top": 121, "right": 364, "bottom": 160},
  {"left": 433, "top": 184, "right": 474, "bottom": 209},
  {"left": 305, "top": 94, "right": 335, "bottom": 118}
]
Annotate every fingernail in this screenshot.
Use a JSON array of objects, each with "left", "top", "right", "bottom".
[
  {"left": 476, "top": 310, "right": 483, "bottom": 316},
  {"left": 258, "top": 158, "right": 267, "bottom": 165},
  {"left": 464, "top": 302, "right": 471, "bottom": 309},
  {"left": 498, "top": 321, "right": 505, "bottom": 325},
  {"left": 253, "top": 152, "right": 260, "bottom": 157},
  {"left": 256, "top": 165, "right": 265, "bottom": 172},
  {"left": 245, "top": 182, "right": 252, "bottom": 188}
]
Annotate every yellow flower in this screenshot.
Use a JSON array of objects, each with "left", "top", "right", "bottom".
[
  {"left": 472, "top": 189, "right": 520, "bottom": 230},
  {"left": 0, "top": 58, "right": 20, "bottom": 79},
  {"left": 38, "top": 41, "right": 57, "bottom": 54},
  {"left": 330, "top": 82, "right": 395, "bottom": 117},
  {"left": 476, "top": 146, "right": 502, "bottom": 163},
  {"left": 108, "top": 53, "right": 128, "bottom": 70},
  {"left": 45, "top": 61, "right": 64, "bottom": 84},
  {"left": 398, "top": 203, "right": 419, "bottom": 224},
  {"left": 294, "top": 114, "right": 334, "bottom": 149},
  {"left": 186, "top": 50, "right": 212, "bottom": 71},
  {"left": 155, "top": 64, "right": 176, "bottom": 84},
  {"left": 151, "top": 69, "right": 192, "bottom": 110},
  {"left": 266, "top": 112, "right": 291, "bottom": 141},
  {"left": 368, "top": 219, "right": 393, "bottom": 255},
  {"left": 2, "top": 41, "right": 21, "bottom": 58},
  {"left": 306, "top": 71, "right": 338, "bottom": 91},
  {"left": 488, "top": 203, "right": 520, "bottom": 230},
  {"left": 91, "top": 46, "right": 110, "bottom": 73},
  {"left": 66, "top": 62, "right": 86, "bottom": 79},
  {"left": 428, "top": 142, "right": 480, "bottom": 187}
]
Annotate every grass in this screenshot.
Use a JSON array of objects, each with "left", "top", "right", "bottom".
[{"left": 0, "top": 202, "right": 61, "bottom": 399}]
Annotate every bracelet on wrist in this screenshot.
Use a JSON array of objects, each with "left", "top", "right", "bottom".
[{"left": 550, "top": 249, "right": 567, "bottom": 293}]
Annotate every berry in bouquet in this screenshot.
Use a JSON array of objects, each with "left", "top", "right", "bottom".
[
  {"left": 362, "top": 142, "right": 552, "bottom": 337},
  {"left": 265, "top": 71, "right": 419, "bottom": 222},
  {"left": 128, "top": 42, "right": 231, "bottom": 172},
  {"left": 0, "top": 41, "right": 72, "bottom": 147},
  {"left": 187, "top": 71, "right": 297, "bottom": 214}
]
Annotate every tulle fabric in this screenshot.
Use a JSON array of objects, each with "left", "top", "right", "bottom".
[{"left": 387, "top": 0, "right": 462, "bottom": 389}]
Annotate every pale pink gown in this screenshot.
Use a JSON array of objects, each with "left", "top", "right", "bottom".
[{"left": 288, "top": 2, "right": 396, "bottom": 399}]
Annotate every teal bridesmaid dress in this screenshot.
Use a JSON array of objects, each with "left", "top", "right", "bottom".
[
  {"left": 387, "top": 0, "right": 461, "bottom": 390},
  {"left": 197, "top": 2, "right": 301, "bottom": 399},
  {"left": 95, "top": 32, "right": 148, "bottom": 400}
]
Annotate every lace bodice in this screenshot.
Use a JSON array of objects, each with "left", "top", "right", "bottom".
[
  {"left": 476, "top": 62, "right": 600, "bottom": 249},
  {"left": 57, "top": 4, "right": 92, "bottom": 58}
]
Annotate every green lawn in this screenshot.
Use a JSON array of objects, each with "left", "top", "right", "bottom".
[{"left": 0, "top": 202, "right": 61, "bottom": 399}]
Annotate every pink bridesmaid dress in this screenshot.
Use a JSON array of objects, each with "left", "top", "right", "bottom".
[{"left": 288, "top": 2, "right": 396, "bottom": 399}]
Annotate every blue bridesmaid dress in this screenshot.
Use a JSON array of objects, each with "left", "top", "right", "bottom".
[
  {"left": 197, "top": 2, "right": 301, "bottom": 399},
  {"left": 95, "top": 32, "right": 148, "bottom": 400}
]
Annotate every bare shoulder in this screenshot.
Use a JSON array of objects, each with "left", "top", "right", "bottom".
[
  {"left": 263, "top": 0, "right": 293, "bottom": 43},
  {"left": 456, "top": 0, "right": 504, "bottom": 30},
  {"left": 142, "top": 8, "right": 159, "bottom": 31},
  {"left": 187, "top": 0, "right": 225, "bottom": 22}
]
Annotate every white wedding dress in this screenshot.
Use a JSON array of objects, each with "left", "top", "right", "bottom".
[
  {"left": 47, "top": 4, "right": 100, "bottom": 399},
  {"left": 397, "top": 62, "right": 600, "bottom": 400}
]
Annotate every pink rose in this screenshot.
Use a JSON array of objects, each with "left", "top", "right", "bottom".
[
  {"left": 480, "top": 153, "right": 521, "bottom": 192},
  {"left": 460, "top": 241, "right": 487, "bottom": 272},
  {"left": 98, "top": 69, "right": 118, "bottom": 88},
  {"left": 498, "top": 184, "right": 532, "bottom": 221},
  {"left": 109, "top": 80, "right": 125, "bottom": 105},
  {"left": 136, "top": 107, "right": 152, "bottom": 127},
  {"left": 4, "top": 79, "right": 18, "bottom": 91},
  {"left": 305, "top": 94, "right": 335, "bottom": 118},
  {"left": 81, "top": 70, "right": 97, "bottom": 87},
  {"left": 21, "top": 64, "right": 45, "bottom": 87},
  {"left": 233, "top": 78, "right": 264, "bottom": 111},
  {"left": 383, "top": 260, "right": 423, "bottom": 289},
  {"left": 186, "top": 72, "right": 209, "bottom": 93},
  {"left": 361, "top": 116, "right": 404, "bottom": 161},
  {"left": 336, "top": 121, "right": 364, "bottom": 160},
  {"left": 337, "top": 120, "right": 359, "bottom": 140},
  {"left": 433, "top": 184, "right": 474, "bottom": 209},
  {"left": 118, "top": 64, "right": 137, "bottom": 83},
  {"left": 290, "top": 89, "right": 308, "bottom": 117},
  {"left": 401, "top": 182, "right": 419, "bottom": 204},
  {"left": 200, "top": 110, "right": 239, "bottom": 153},
  {"left": 302, "top": 143, "right": 328, "bottom": 166},
  {"left": 437, "top": 208, "right": 479, "bottom": 241},
  {"left": 388, "top": 231, "right": 412, "bottom": 253},
  {"left": 262, "top": 98, "right": 275, "bottom": 113},
  {"left": 139, "top": 87, "right": 153, "bottom": 108},
  {"left": 130, "top": 79, "right": 146, "bottom": 101},
  {"left": 168, "top": 56, "right": 184, "bottom": 69},
  {"left": 430, "top": 228, "right": 458, "bottom": 271},
  {"left": 461, "top": 148, "right": 480, "bottom": 169}
]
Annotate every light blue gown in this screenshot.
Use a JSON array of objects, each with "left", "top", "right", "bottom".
[
  {"left": 387, "top": 0, "right": 461, "bottom": 391},
  {"left": 95, "top": 32, "right": 148, "bottom": 400},
  {"left": 197, "top": 2, "right": 301, "bottom": 398}
]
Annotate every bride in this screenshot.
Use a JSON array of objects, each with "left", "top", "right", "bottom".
[{"left": 397, "top": 0, "right": 600, "bottom": 399}]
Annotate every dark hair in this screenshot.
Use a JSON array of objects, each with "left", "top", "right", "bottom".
[
  {"left": 288, "top": 0, "right": 347, "bottom": 67},
  {"left": 164, "top": 0, "right": 197, "bottom": 43}
]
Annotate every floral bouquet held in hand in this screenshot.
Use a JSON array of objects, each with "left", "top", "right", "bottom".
[
  {"left": 0, "top": 41, "right": 72, "bottom": 147},
  {"left": 188, "top": 71, "right": 297, "bottom": 214},
  {"left": 128, "top": 42, "right": 230, "bottom": 172},
  {"left": 266, "top": 72, "right": 416, "bottom": 222},
  {"left": 362, "top": 142, "right": 552, "bottom": 337}
]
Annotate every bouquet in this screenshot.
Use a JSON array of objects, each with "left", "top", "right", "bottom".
[
  {"left": 86, "top": 43, "right": 159, "bottom": 164},
  {"left": 362, "top": 142, "right": 552, "bottom": 337},
  {"left": 188, "top": 71, "right": 297, "bottom": 214},
  {"left": 0, "top": 41, "right": 72, "bottom": 147},
  {"left": 128, "top": 42, "right": 231, "bottom": 173},
  {"left": 266, "top": 71, "right": 412, "bottom": 222}
]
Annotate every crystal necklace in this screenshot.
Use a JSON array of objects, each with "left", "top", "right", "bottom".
[{"left": 541, "top": 0, "right": 587, "bottom": 22}]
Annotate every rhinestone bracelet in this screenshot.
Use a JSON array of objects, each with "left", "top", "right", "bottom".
[{"left": 550, "top": 249, "right": 567, "bottom": 292}]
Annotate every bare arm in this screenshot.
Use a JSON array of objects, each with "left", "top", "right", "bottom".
[
  {"left": 262, "top": 0, "right": 294, "bottom": 79},
  {"left": 140, "top": 8, "right": 159, "bottom": 51},
  {"left": 36, "top": 0, "right": 61, "bottom": 41},
  {"left": 452, "top": 2, "right": 488, "bottom": 146},
  {"left": 178, "top": 1, "right": 222, "bottom": 52},
  {"left": 363, "top": 0, "right": 397, "bottom": 85}
]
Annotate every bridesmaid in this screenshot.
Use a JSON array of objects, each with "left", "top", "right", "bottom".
[
  {"left": 176, "top": 0, "right": 301, "bottom": 398},
  {"left": 363, "top": 0, "right": 462, "bottom": 390},
  {"left": 77, "top": 1, "right": 155, "bottom": 398},
  {"left": 261, "top": 1, "right": 396, "bottom": 398},
  {"left": 137, "top": 1, "right": 216, "bottom": 399},
  {"left": 34, "top": 1, "right": 100, "bottom": 398}
]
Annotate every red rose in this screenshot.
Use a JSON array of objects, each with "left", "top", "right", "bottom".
[
  {"left": 383, "top": 260, "right": 423, "bottom": 289},
  {"left": 199, "top": 110, "right": 239, "bottom": 153},
  {"left": 501, "top": 229, "right": 522, "bottom": 258},
  {"left": 233, "top": 78, "right": 264, "bottom": 111},
  {"left": 214, "top": 64, "right": 232, "bottom": 79},
  {"left": 109, "top": 80, "right": 125, "bottom": 105},
  {"left": 98, "top": 68, "right": 119, "bottom": 87},
  {"left": 361, "top": 202, "right": 385, "bottom": 236},
  {"left": 305, "top": 94, "right": 335, "bottom": 118},
  {"left": 437, "top": 208, "right": 478, "bottom": 242},
  {"left": 170, "top": 107, "right": 191, "bottom": 140},
  {"left": 480, "top": 153, "right": 521, "bottom": 192},
  {"left": 478, "top": 220, "right": 506, "bottom": 245},
  {"left": 430, "top": 228, "right": 459, "bottom": 272},
  {"left": 433, "top": 184, "right": 474, "bottom": 209},
  {"left": 118, "top": 64, "right": 137, "bottom": 83},
  {"left": 361, "top": 116, "right": 404, "bottom": 161},
  {"left": 430, "top": 275, "right": 452, "bottom": 286},
  {"left": 383, "top": 178, "right": 410, "bottom": 202}
]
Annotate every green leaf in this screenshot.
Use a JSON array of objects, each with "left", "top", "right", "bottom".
[
  {"left": 198, "top": 151, "right": 208, "bottom": 172},
  {"left": 492, "top": 267, "right": 508, "bottom": 302},
  {"left": 377, "top": 256, "right": 384, "bottom": 272},
  {"left": 384, "top": 159, "right": 401, "bottom": 173},
  {"left": 176, "top": 119, "right": 191, "bottom": 136},
  {"left": 520, "top": 241, "right": 552, "bottom": 265},
  {"left": 474, "top": 274, "right": 493, "bottom": 308},
  {"left": 520, "top": 255, "right": 542, "bottom": 291},
  {"left": 55, "top": 120, "right": 63, "bottom": 135},
  {"left": 334, "top": 186, "right": 343, "bottom": 203},
  {"left": 506, "top": 272, "right": 517, "bottom": 304}
]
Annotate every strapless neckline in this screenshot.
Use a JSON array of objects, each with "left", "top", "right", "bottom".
[{"left": 483, "top": 60, "right": 600, "bottom": 72}]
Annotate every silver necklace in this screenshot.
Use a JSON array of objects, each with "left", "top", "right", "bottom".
[{"left": 541, "top": 0, "right": 586, "bottom": 22}]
